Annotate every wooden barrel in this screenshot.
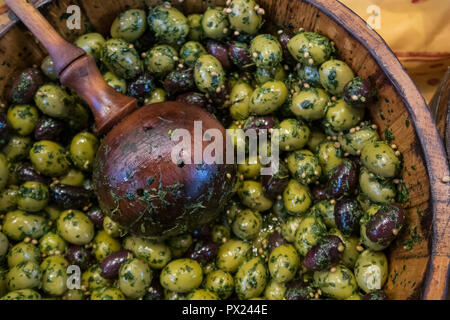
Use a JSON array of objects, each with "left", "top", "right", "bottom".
[{"left": 0, "top": 0, "right": 448, "bottom": 299}]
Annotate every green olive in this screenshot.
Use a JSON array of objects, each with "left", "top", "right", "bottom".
[
  {"left": 103, "top": 71, "right": 127, "bottom": 94},
  {"left": 255, "top": 65, "right": 286, "bottom": 85},
  {"left": 3, "top": 210, "right": 47, "bottom": 241},
  {"left": 41, "top": 56, "right": 58, "bottom": 81},
  {"left": 268, "top": 244, "right": 300, "bottom": 282},
  {"left": 217, "top": 239, "right": 251, "bottom": 273},
  {"left": 39, "top": 232, "right": 67, "bottom": 257},
  {"left": 41, "top": 255, "right": 69, "bottom": 296},
  {"left": 294, "top": 214, "right": 326, "bottom": 256},
  {"left": 238, "top": 156, "right": 261, "bottom": 180},
  {"left": 144, "top": 44, "right": 178, "bottom": 78},
  {"left": 204, "top": 269, "right": 234, "bottom": 299},
  {"left": 235, "top": 257, "right": 267, "bottom": 299},
  {"left": 237, "top": 180, "right": 273, "bottom": 212},
  {"left": 319, "top": 59, "right": 355, "bottom": 96},
  {"left": 34, "top": 84, "right": 74, "bottom": 120},
  {"left": 0, "top": 153, "right": 9, "bottom": 191},
  {"left": 74, "top": 33, "right": 105, "bottom": 60},
  {"left": 103, "top": 216, "right": 123, "bottom": 238},
  {"left": 44, "top": 205, "right": 62, "bottom": 221},
  {"left": 0, "top": 232, "right": 8, "bottom": 260},
  {"left": 29, "top": 140, "right": 71, "bottom": 177},
  {"left": 232, "top": 208, "right": 262, "bottom": 240},
  {"left": 111, "top": 9, "right": 147, "bottom": 42},
  {"left": 93, "top": 230, "right": 121, "bottom": 262},
  {"left": 69, "top": 132, "right": 99, "bottom": 172},
  {"left": 145, "top": 88, "right": 166, "bottom": 104},
  {"left": 230, "top": 81, "right": 253, "bottom": 120},
  {"left": 211, "top": 225, "right": 231, "bottom": 244},
  {"left": 59, "top": 169, "right": 85, "bottom": 187},
  {"left": 0, "top": 186, "right": 18, "bottom": 212},
  {"left": 101, "top": 38, "right": 143, "bottom": 80},
  {"left": 1, "top": 288, "right": 41, "bottom": 300},
  {"left": 361, "top": 141, "right": 401, "bottom": 179},
  {"left": 359, "top": 167, "right": 397, "bottom": 203},
  {"left": 82, "top": 265, "right": 111, "bottom": 291},
  {"left": 57, "top": 210, "right": 94, "bottom": 245},
  {"left": 67, "top": 103, "right": 89, "bottom": 132},
  {"left": 160, "top": 258, "right": 203, "bottom": 293},
  {"left": 62, "top": 289, "right": 84, "bottom": 300},
  {"left": 288, "top": 32, "right": 334, "bottom": 65},
  {"left": 194, "top": 54, "right": 226, "bottom": 93},
  {"left": 187, "top": 14, "right": 204, "bottom": 41},
  {"left": 316, "top": 141, "right": 343, "bottom": 177},
  {"left": 91, "top": 287, "right": 126, "bottom": 300},
  {"left": 17, "top": 181, "right": 49, "bottom": 212},
  {"left": 338, "top": 126, "right": 380, "bottom": 156},
  {"left": 297, "top": 64, "right": 321, "bottom": 87},
  {"left": 148, "top": 5, "right": 189, "bottom": 45},
  {"left": 313, "top": 264, "right": 358, "bottom": 299},
  {"left": 168, "top": 234, "right": 193, "bottom": 258},
  {"left": 2, "top": 135, "right": 32, "bottom": 162},
  {"left": 291, "top": 88, "right": 330, "bottom": 121},
  {"left": 0, "top": 269, "right": 7, "bottom": 298},
  {"left": 228, "top": 0, "right": 262, "bottom": 34},
  {"left": 6, "top": 261, "right": 42, "bottom": 291},
  {"left": 186, "top": 289, "right": 218, "bottom": 300},
  {"left": 264, "top": 279, "right": 286, "bottom": 300},
  {"left": 7, "top": 105, "right": 39, "bottom": 136},
  {"left": 311, "top": 200, "right": 336, "bottom": 228},
  {"left": 179, "top": 41, "right": 206, "bottom": 67},
  {"left": 287, "top": 150, "right": 321, "bottom": 184},
  {"left": 119, "top": 258, "right": 153, "bottom": 299},
  {"left": 283, "top": 179, "right": 312, "bottom": 215},
  {"left": 278, "top": 119, "right": 311, "bottom": 151},
  {"left": 354, "top": 250, "right": 388, "bottom": 293},
  {"left": 250, "top": 34, "right": 282, "bottom": 68},
  {"left": 123, "top": 236, "right": 172, "bottom": 269},
  {"left": 281, "top": 216, "right": 304, "bottom": 243},
  {"left": 324, "top": 99, "right": 365, "bottom": 132},
  {"left": 7, "top": 242, "right": 40, "bottom": 268},
  {"left": 201, "top": 7, "right": 230, "bottom": 39},
  {"left": 249, "top": 80, "right": 288, "bottom": 115}
]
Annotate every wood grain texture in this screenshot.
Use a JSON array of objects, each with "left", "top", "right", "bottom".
[{"left": 0, "top": 0, "right": 448, "bottom": 299}]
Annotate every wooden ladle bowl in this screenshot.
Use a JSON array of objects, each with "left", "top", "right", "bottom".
[{"left": 4, "top": 0, "right": 236, "bottom": 238}]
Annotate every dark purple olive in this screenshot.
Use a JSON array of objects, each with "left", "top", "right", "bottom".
[
  {"left": 128, "top": 72, "right": 155, "bottom": 100},
  {"left": 34, "top": 117, "right": 65, "bottom": 141},
  {"left": 365, "top": 203, "right": 405, "bottom": 245},
  {"left": 101, "top": 250, "right": 132, "bottom": 279},
  {"left": 176, "top": 92, "right": 207, "bottom": 109},
  {"left": 50, "top": 184, "right": 92, "bottom": 210},
  {"left": 284, "top": 279, "right": 314, "bottom": 300},
  {"left": 277, "top": 29, "right": 296, "bottom": 65},
  {"left": 163, "top": 68, "right": 195, "bottom": 96},
  {"left": 210, "top": 83, "right": 230, "bottom": 107},
  {"left": 326, "top": 159, "right": 357, "bottom": 198},
  {"left": 0, "top": 112, "right": 11, "bottom": 143},
  {"left": 362, "top": 290, "right": 388, "bottom": 300},
  {"left": 143, "top": 276, "right": 164, "bottom": 300},
  {"left": 243, "top": 116, "right": 278, "bottom": 135},
  {"left": 311, "top": 184, "right": 328, "bottom": 201},
  {"left": 86, "top": 207, "right": 105, "bottom": 228},
  {"left": 66, "top": 245, "right": 93, "bottom": 271},
  {"left": 5, "top": 68, "right": 44, "bottom": 104},
  {"left": 228, "top": 41, "right": 252, "bottom": 68},
  {"left": 261, "top": 162, "right": 289, "bottom": 200},
  {"left": 16, "top": 162, "right": 49, "bottom": 184},
  {"left": 272, "top": 198, "right": 288, "bottom": 221},
  {"left": 343, "top": 77, "right": 375, "bottom": 108},
  {"left": 349, "top": 155, "right": 361, "bottom": 173},
  {"left": 268, "top": 231, "right": 287, "bottom": 253},
  {"left": 334, "top": 198, "right": 363, "bottom": 236},
  {"left": 193, "top": 224, "right": 213, "bottom": 239},
  {"left": 304, "top": 235, "right": 344, "bottom": 271},
  {"left": 206, "top": 40, "right": 230, "bottom": 69},
  {"left": 185, "top": 238, "right": 218, "bottom": 265}
]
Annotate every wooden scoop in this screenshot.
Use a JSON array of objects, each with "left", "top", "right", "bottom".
[{"left": 6, "top": 0, "right": 236, "bottom": 238}]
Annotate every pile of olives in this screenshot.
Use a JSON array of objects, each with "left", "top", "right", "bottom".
[{"left": 0, "top": 0, "right": 406, "bottom": 300}]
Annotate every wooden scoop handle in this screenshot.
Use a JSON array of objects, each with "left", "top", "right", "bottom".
[{"left": 5, "top": 0, "right": 137, "bottom": 134}]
